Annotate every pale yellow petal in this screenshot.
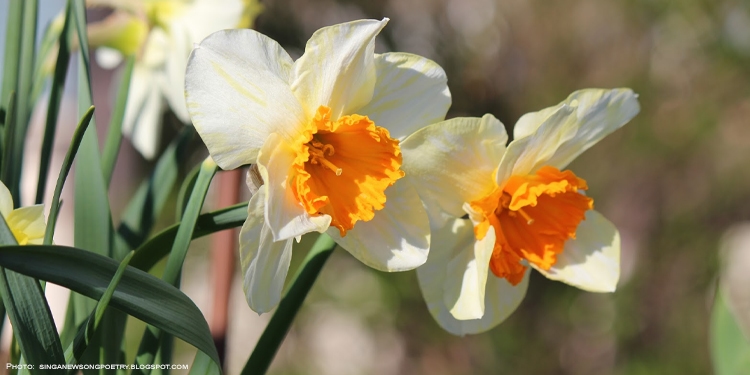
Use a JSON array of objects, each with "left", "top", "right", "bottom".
[
  {"left": 357, "top": 52, "right": 451, "bottom": 140},
  {"left": 495, "top": 104, "right": 577, "bottom": 185},
  {"left": 0, "top": 180, "right": 13, "bottom": 217},
  {"left": 534, "top": 210, "right": 620, "bottom": 292},
  {"left": 326, "top": 178, "right": 429, "bottom": 272},
  {"left": 443, "top": 220, "right": 495, "bottom": 320},
  {"left": 239, "top": 189, "right": 293, "bottom": 314},
  {"left": 6, "top": 205, "right": 46, "bottom": 245},
  {"left": 257, "top": 133, "right": 331, "bottom": 242},
  {"left": 185, "top": 29, "right": 306, "bottom": 169},
  {"left": 291, "top": 19, "right": 387, "bottom": 120},
  {"left": 543, "top": 88, "right": 640, "bottom": 169},
  {"left": 417, "top": 218, "right": 529, "bottom": 335},
  {"left": 401, "top": 115, "right": 506, "bottom": 227}
]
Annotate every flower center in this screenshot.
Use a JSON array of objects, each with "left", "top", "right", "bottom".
[
  {"left": 469, "top": 166, "right": 593, "bottom": 285},
  {"left": 291, "top": 106, "right": 404, "bottom": 236}
]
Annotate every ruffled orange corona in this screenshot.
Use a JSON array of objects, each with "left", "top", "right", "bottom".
[
  {"left": 470, "top": 166, "right": 593, "bottom": 285},
  {"left": 291, "top": 106, "right": 404, "bottom": 236}
]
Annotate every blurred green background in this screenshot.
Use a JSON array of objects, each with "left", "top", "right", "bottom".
[
  {"left": 4, "top": 0, "right": 750, "bottom": 373},
  {"left": 239, "top": 0, "right": 750, "bottom": 374}
]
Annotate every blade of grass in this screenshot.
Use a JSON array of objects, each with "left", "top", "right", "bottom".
[
  {"left": 0, "top": 215, "right": 65, "bottom": 373},
  {"left": 44, "top": 105, "right": 94, "bottom": 245},
  {"left": 241, "top": 234, "right": 336, "bottom": 375},
  {"left": 35, "top": 0, "right": 73, "bottom": 204},
  {"left": 101, "top": 55, "right": 135, "bottom": 186},
  {"left": 0, "top": 245, "right": 221, "bottom": 366},
  {"left": 133, "top": 157, "right": 218, "bottom": 375}
]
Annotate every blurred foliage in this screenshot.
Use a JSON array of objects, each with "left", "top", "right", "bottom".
[{"left": 226, "top": 0, "right": 750, "bottom": 374}]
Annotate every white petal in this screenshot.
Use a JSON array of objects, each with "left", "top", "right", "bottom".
[
  {"left": 123, "top": 66, "right": 164, "bottom": 160},
  {"left": 239, "top": 190, "right": 294, "bottom": 314},
  {"left": 94, "top": 47, "right": 124, "bottom": 70},
  {"left": 495, "top": 104, "right": 577, "bottom": 184},
  {"left": 417, "top": 218, "right": 529, "bottom": 335},
  {"left": 443, "top": 220, "right": 495, "bottom": 320},
  {"left": 6, "top": 205, "right": 46, "bottom": 245},
  {"left": 327, "top": 178, "right": 429, "bottom": 272},
  {"left": 357, "top": 52, "right": 451, "bottom": 140},
  {"left": 257, "top": 133, "right": 331, "bottom": 241},
  {"left": 160, "top": 22, "right": 191, "bottom": 124},
  {"left": 401, "top": 114, "right": 506, "bottom": 228},
  {"left": 185, "top": 29, "right": 306, "bottom": 169},
  {"left": 291, "top": 19, "right": 387, "bottom": 120},
  {"left": 0, "top": 180, "right": 13, "bottom": 217},
  {"left": 543, "top": 88, "right": 640, "bottom": 169},
  {"left": 534, "top": 210, "right": 620, "bottom": 292}
]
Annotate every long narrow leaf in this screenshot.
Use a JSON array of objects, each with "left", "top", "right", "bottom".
[
  {"left": 133, "top": 157, "right": 218, "bottom": 374},
  {"left": 0, "top": 216, "right": 65, "bottom": 373},
  {"left": 0, "top": 245, "right": 221, "bottom": 366},
  {"left": 0, "top": 0, "right": 23, "bottom": 126},
  {"left": 115, "top": 126, "right": 195, "bottom": 256},
  {"left": 101, "top": 55, "right": 135, "bottom": 186},
  {"left": 36, "top": 0, "right": 73, "bottom": 204},
  {"left": 65, "top": 251, "right": 134, "bottom": 365},
  {"left": 67, "top": 1, "right": 118, "bottom": 367},
  {"left": 44, "top": 105, "right": 94, "bottom": 245},
  {"left": 129, "top": 202, "right": 247, "bottom": 272},
  {"left": 1, "top": 92, "right": 17, "bottom": 184},
  {"left": 9, "top": 0, "right": 39, "bottom": 204}
]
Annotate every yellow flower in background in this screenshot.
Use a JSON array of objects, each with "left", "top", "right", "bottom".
[
  {"left": 401, "top": 88, "right": 640, "bottom": 335},
  {"left": 86, "top": 0, "right": 263, "bottom": 159},
  {"left": 0, "top": 181, "right": 46, "bottom": 245},
  {"left": 185, "top": 19, "right": 451, "bottom": 314}
]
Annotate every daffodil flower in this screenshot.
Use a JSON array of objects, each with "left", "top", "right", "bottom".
[
  {"left": 87, "top": 0, "right": 262, "bottom": 159},
  {"left": 401, "top": 88, "right": 640, "bottom": 335},
  {"left": 0, "top": 181, "right": 46, "bottom": 245},
  {"left": 184, "top": 19, "right": 451, "bottom": 313}
]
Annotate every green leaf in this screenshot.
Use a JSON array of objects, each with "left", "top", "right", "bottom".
[
  {"left": 189, "top": 352, "right": 221, "bottom": 375},
  {"left": 115, "top": 126, "right": 195, "bottom": 256},
  {"left": 36, "top": 0, "right": 73, "bottom": 205},
  {"left": 9, "top": 0, "right": 39, "bottom": 204},
  {"left": 0, "top": 215, "right": 65, "bottom": 373},
  {"left": 176, "top": 162, "right": 201, "bottom": 220},
  {"left": 133, "top": 157, "right": 218, "bottom": 374},
  {"left": 242, "top": 235, "right": 337, "bottom": 375},
  {"left": 0, "top": 245, "right": 221, "bottom": 366},
  {"left": 1, "top": 92, "right": 17, "bottom": 184},
  {"left": 67, "top": 1, "right": 118, "bottom": 367},
  {"left": 0, "top": 0, "right": 23, "bottom": 127},
  {"left": 711, "top": 287, "right": 750, "bottom": 375},
  {"left": 65, "top": 251, "right": 134, "bottom": 364},
  {"left": 101, "top": 55, "right": 135, "bottom": 186},
  {"left": 44, "top": 105, "right": 94, "bottom": 245},
  {"left": 129, "top": 202, "right": 247, "bottom": 272}
]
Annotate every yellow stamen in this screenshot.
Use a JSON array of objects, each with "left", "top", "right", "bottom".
[{"left": 308, "top": 139, "right": 342, "bottom": 175}]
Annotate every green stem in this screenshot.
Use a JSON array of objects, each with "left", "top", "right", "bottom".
[{"left": 241, "top": 234, "right": 337, "bottom": 375}]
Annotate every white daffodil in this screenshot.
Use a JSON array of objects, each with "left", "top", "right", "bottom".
[
  {"left": 0, "top": 181, "right": 46, "bottom": 245},
  {"left": 401, "top": 88, "right": 640, "bottom": 335},
  {"left": 185, "top": 19, "right": 451, "bottom": 313},
  {"left": 87, "top": 0, "right": 262, "bottom": 159}
]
